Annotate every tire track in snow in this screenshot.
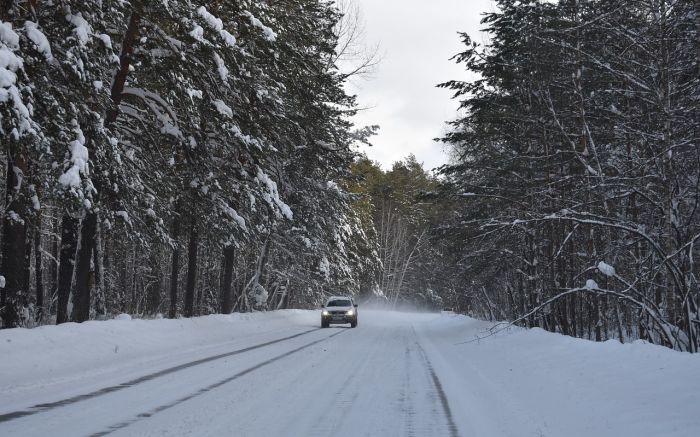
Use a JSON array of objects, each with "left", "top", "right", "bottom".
[
  {"left": 0, "top": 327, "right": 321, "bottom": 424},
  {"left": 91, "top": 329, "right": 348, "bottom": 436},
  {"left": 400, "top": 340, "right": 417, "bottom": 437},
  {"left": 311, "top": 364, "right": 362, "bottom": 436},
  {"left": 413, "top": 327, "right": 460, "bottom": 437},
  {"left": 308, "top": 326, "right": 387, "bottom": 437}
]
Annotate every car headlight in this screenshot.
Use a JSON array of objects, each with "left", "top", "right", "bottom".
[
  {"left": 346, "top": 309, "right": 354, "bottom": 316},
  {"left": 322, "top": 310, "right": 329, "bottom": 316}
]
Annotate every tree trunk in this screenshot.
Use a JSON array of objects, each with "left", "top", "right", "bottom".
[
  {"left": 276, "top": 280, "right": 290, "bottom": 310},
  {"left": 103, "top": 233, "right": 110, "bottom": 309},
  {"left": 1, "top": 152, "right": 29, "bottom": 328},
  {"left": 615, "top": 302, "right": 625, "bottom": 343},
  {"left": 594, "top": 295, "right": 603, "bottom": 342},
  {"left": 244, "top": 236, "right": 271, "bottom": 310},
  {"left": 130, "top": 244, "right": 137, "bottom": 314},
  {"left": 184, "top": 221, "right": 198, "bottom": 318},
  {"left": 220, "top": 245, "right": 235, "bottom": 314},
  {"left": 50, "top": 226, "right": 58, "bottom": 310},
  {"left": 169, "top": 216, "right": 181, "bottom": 318},
  {"left": 106, "top": 10, "right": 141, "bottom": 125},
  {"left": 23, "top": 231, "right": 31, "bottom": 297},
  {"left": 93, "top": 220, "right": 105, "bottom": 317},
  {"left": 71, "top": 212, "right": 97, "bottom": 322},
  {"left": 65, "top": 6, "right": 144, "bottom": 322},
  {"left": 145, "top": 254, "right": 162, "bottom": 316},
  {"left": 56, "top": 215, "right": 79, "bottom": 324},
  {"left": 34, "top": 223, "right": 43, "bottom": 322}
]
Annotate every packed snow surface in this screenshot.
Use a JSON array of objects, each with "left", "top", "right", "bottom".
[{"left": 0, "top": 310, "right": 697, "bottom": 436}]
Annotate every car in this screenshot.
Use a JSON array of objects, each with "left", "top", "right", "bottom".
[{"left": 321, "top": 296, "right": 358, "bottom": 328}]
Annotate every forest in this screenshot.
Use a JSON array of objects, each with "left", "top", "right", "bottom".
[
  {"left": 1, "top": 0, "right": 699, "bottom": 354},
  {"left": 435, "top": 0, "right": 700, "bottom": 353},
  {"left": 1, "top": 0, "right": 380, "bottom": 328}
]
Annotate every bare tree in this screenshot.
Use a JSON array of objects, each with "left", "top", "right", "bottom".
[{"left": 332, "top": 0, "right": 381, "bottom": 80}]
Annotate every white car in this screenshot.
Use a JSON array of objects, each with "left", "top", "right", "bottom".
[{"left": 321, "top": 296, "right": 358, "bottom": 328}]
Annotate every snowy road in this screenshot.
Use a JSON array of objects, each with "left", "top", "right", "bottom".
[
  {"left": 1, "top": 310, "right": 699, "bottom": 437},
  {"left": 1, "top": 312, "right": 458, "bottom": 437}
]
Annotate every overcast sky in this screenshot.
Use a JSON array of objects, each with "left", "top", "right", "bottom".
[{"left": 345, "top": 0, "right": 496, "bottom": 171}]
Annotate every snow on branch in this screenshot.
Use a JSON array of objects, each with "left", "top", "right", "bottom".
[
  {"left": 213, "top": 52, "right": 228, "bottom": 81},
  {"left": 196, "top": 6, "right": 236, "bottom": 47},
  {"left": 1, "top": 21, "right": 34, "bottom": 137},
  {"left": 220, "top": 203, "right": 247, "bottom": 231},
  {"left": 65, "top": 13, "right": 92, "bottom": 47},
  {"left": 256, "top": 169, "right": 293, "bottom": 220},
  {"left": 24, "top": 21, "right": 53, "bottom": 61},
  {"left": 121, "top": 87, "right": 182, "bottom": 138},
  {"left": 212, "top": 99, "right": 233, "bottom": 118},
  {"left": 597, "top": 261, "right": 616, "bottom": 277},
  {"left": 58, "top": 121, "right": 89, "bottom": 189},
  {"left": 243, "top": 11, "right": 277, "bottom": 42}
]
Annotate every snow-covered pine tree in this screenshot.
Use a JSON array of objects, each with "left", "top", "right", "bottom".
[
  {"left": 1, "top": 0, "right": 379, "bottom": 325},
  {"left": 435, "top": 0, "right": 700, "bottom": 351}
]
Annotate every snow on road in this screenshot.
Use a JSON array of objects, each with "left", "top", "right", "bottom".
[{"left": 1, "top": 310, "right": 698, "bottom": 437}]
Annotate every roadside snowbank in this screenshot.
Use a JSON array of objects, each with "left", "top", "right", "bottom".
[
  {"left": 417, "top": 313, "right": 700, "bottom": 437},
  {"left": 0, "top": 310, "right": 316, "bottom": 399}
]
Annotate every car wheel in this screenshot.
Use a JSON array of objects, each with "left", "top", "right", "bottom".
[
  {"left": 321, "top": 321, "right": 329, "bottom": 328},
  {"left": 350, "top": 320, "right": 357, "bottom": 328}
]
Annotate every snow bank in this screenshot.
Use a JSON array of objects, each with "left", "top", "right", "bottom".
[
  {"left": 418, "top": 314, "right": 700, "bottom": 437},
  {"left": 0, "top": 310, "right": 316, "bottom": 400}
]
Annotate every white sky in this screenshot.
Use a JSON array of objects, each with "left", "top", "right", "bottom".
[{"left": 346, "top": 0, "right": 496, "bottom": 171}]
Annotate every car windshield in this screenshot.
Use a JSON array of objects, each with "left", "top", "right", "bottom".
[{"left": 327, "top": 300, "right": 351, "bottom": 307}]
